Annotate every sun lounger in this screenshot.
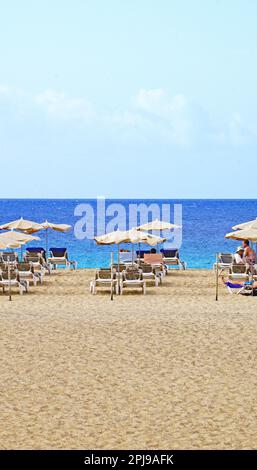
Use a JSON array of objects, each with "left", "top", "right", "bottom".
[
  {"left": 213, "top": 253, "right": 233, "bottom": 275},
  {"left": 0, "top": 252, "right": 18, "bottom": 265},
  {"left": 25, "top": 247, "right": 47, "bottom": 261},
  {"left": 24, "top": 253, "right": 50, "bottom": 276},
  {"left": 143, "top": 253, "right": 167, "bottom": 277},
  {"left": 0, "top": 269, "right": 27, "bottom": 294},
  {"left": 0, "top": 262, "right": 7, "bottom": 273},
  {"left": 136, "top": 250, "right": 151, "bottom": 261},
  {"left": 48, "top": 248, "right": 77, "bottom": 270},
  {"left": 228, "top": 264, "right": 249, "bottom": 281},
  {"left": 119, "top": 251, "right": 138, "bottom": 265},
  {"left": 223, "top": 277, "right": 256, "bottom": 295},
  {"left": 16, "top": 262, "right": 41, "bottom": 286},
  {"left": 120, "top": 269, "right": 146, "bottom": 295},
  {"left": 160, "top": 249, "right": 186, "bottom": 270},
  {"left": 111, "top": 263, "right": 126, "bottom": 273},
  {"left": 139, "top": 263, "right": 160, "bottom": 286},
  {"left": 90, "top": 268, "right": 118, "bottom": 295}
]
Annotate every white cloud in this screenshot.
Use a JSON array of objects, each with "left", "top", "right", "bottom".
[
  {"left": 135, "top": 88, "right": 188, "bottom": 119},
  {"left": 35, "top": 90, "right": 94, "bottom": 121},
  {"left": 131, "top": 88, "right": 204, "bottom": 146},
  {"left": 1, "top": 84, "right": 257, "bottom": 149}
]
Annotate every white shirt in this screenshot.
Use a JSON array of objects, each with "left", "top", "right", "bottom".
[{"left": 234, "top": 253, "right": 245, "bottom": 264}]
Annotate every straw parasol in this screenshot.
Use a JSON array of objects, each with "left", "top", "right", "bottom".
[
  {"left": 225, "top": 228, "right": 257, "bottom": 243},
  {"left": 127, "top": 228, "right": 166, "bottom": 261},
  {"left": 94, "top": 228, "right": 166, "bottom": 247},
  {"left": 94, "top": 229, "right": 130, "bottom": 245},
  {"left": 0, "top": 231, "right": 40, "bottom": 246},
  {"left": 137, "top": 219, "right": 181, "bottom": 231},
  {"left": 232, "top": 218, "right": 257, "bottom": 231},
  {"left": 0, "top": 217, "right": 43, "bottom": 234},
  {"left": 137, "top": 219, "right": 181, "bottom": 254},
  {"left": 127, "top": 228, "right": 166, "bottom": 245},
  {"left": 95, "top": 229, "right": 166, "bottom": 296},
  {"left": 40, "top": 220, "right": 71, "bottom": 257},
  {"left": 0, "top": 218, "right": 71, "bottom": 256}
]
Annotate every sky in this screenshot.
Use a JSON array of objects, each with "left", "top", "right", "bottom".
[{"left": 0, "top": 0, "right": 257, "bottom": 198}]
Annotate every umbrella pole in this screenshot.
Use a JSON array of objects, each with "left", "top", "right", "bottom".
[
  {"left": 46, "top": 229, "right": 48, "bottom": 260},
  {"left": 118, "top": 243, "right": 121, "bottom": 294},
  {"left": 110, "top": 252, "right": 114, "bottom": 301},
  {"left": 8, "top": 256, "right": 12, "bottom": 302},
  {"left": 251, "top": 260, "right": 254, "bottom": 296},
  {"left": 215, "top": 253, "right": 219, "bottom": 301}
]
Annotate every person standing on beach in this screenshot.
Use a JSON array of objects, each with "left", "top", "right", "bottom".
[{"left": 243, "top": 240, "right": 256, "bottom": 264}]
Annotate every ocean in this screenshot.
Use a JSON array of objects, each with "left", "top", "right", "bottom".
[{"left": 0, "top": 199, "right": 256, "bottom": 269}]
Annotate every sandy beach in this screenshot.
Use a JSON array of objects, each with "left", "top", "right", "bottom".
[{"left": 0, "top": 268, "right": 257, "bottom": 450}]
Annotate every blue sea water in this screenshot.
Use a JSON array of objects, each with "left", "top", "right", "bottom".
[{"left": 0, "top": 199, "right": 257, "bottom": 269}]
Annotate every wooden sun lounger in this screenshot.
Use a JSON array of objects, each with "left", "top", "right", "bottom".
[
  {"left": 0, "top": 270, "right": 27, "bottom": 295},
  {"left": 90, "top": 268, "right": 118, "bottom": 295},
  {"left": 120, "top": 269, "right": 146, "bottom": 295}
]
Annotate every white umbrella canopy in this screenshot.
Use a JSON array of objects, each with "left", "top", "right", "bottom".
[
  {"left": 0, "top": 239, "right": 24, "bottom": 249},
  {"left": 0, "top": 231, "right": 40, "bottom": 249},
  {"left": 127, "top": 228, "right": 166, "bottom": 245},
  {"left": 94, "top": 229, "right": 166, "bottom": 246},
  {"left": 94, "top": 229, "right": 131, "bottom": 245},
  {"left": 40, "top": 220, "right": 72, "bottom": 256},
  {"left": 232, "top": 218, "right": 257, "bottom": 231},
  {"left": 137, "top": 219, "right": 181, "bottom": 231},
  {"left": 41, "top": 220, "right": 71, "bottom": 232},
  {"left": 0, "top": 217, "right": 43, "bottom": 234},
  {"left": 94, "top": 228, "right": 166, "bottom": 295},
  {"left": 225, "top": 228, "right": 257, "bottom": 243}
]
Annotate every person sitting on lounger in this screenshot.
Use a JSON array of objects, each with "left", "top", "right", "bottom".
[
  {"left": 234, "top": 246, "right": 245, "bottom": 264},
  {"left": 243, "top": 240, "right": 256, "bottom": 264}
]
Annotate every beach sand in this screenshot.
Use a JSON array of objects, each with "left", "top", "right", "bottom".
[{"left": 0, "top": 268, "right": 256, "bottom": 450}]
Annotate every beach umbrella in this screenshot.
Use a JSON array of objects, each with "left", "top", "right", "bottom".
[
  {"left": 0, "top": 231, "right": 40, "bottom": 246},
  {"left": 127, "top": 228, "right": 166, "bottom": 245},
  {"left": 137, "top": 219, "right": 181, "bottom": 254},
  {"left": 232, "top": 218, "right": 257, "bottom": 231},
  {"left": 225, "top": 228, "right": 257, "bottom": 243},
  {"left": 94, "top": 229, "right": 131, "bottom": 245},
  {"left": 232, "top": 218, "right": 257, "bottom": 253},
  {"left": 0, "top": 217, "right": 43, "bottom": 234},
  {"left": 40, "top": 220, "right": 71, "bottom": 257},
  {"left": 0, "top": 230, "right": 40, "bottom": 258},
  {"left": 127, "top": 228, "right": 167, "bottom": 262},
  {"left": 137, "top": 219, "right": 181, "bottom": 231},
  {"left": 94, "top": 228, "right": 166, "bottom": 247},
  {"left": 95, "top": 230, "right": 133, "bottom": 296},
  {"left": 95, "top": 229, "right": 166, "bottom": 294}
]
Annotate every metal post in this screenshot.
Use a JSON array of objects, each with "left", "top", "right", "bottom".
[
  {"left": 8, "top": 256, "right": 12, "bottom": 301},
  {"left": 110, "top": 252, "right": 114, "bottom": 301},
  {"left": 117, "top": 243, "right": 122, "bottom": 294},
  {"left": 46, "top": 228, "right": 49, "bottom": 259},
  {"left": 215, "top": 253, "right": 219, "bottom": 301}
]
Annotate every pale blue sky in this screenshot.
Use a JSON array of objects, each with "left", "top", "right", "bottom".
[{"left": 0, "top": 0, "right": 257, "bottom": 198}]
